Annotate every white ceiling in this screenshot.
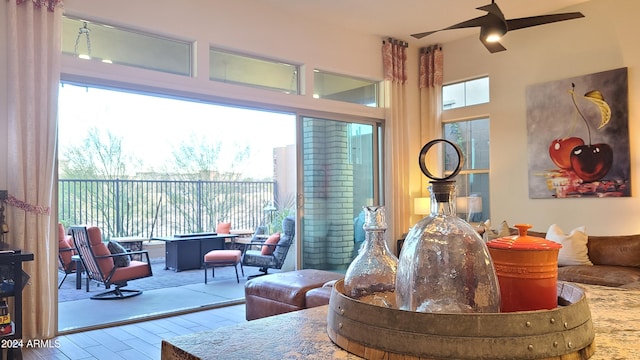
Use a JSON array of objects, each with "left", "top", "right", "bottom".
[{"left": 269, "top": 0, "right": 590, "bottom": 45}]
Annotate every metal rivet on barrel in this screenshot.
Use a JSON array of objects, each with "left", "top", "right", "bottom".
[
  {"left": 550, "top": 318, "right": 556, "bottom": 324},
  {"left": 553, "top": 341, "right": 559, "bottom": 347},
  {"left": 567, "top": 341, "right": 573, "bottom": 349},
  {"left": 339, "top": 323, "right": 343, "bottom": 329},
  {"left": 525, "top": 321, "right": 532, "bottom": 327},
  {"left": 527, "top": 344, "right": 533, "bottom": 351},
  {"left": 564, "top": 322, "right": 569, "bottom": 328}
]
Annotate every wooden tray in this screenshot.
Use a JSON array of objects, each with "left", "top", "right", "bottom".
[{"left": 327, "top": 280, "right": 595, "bottom": 360}]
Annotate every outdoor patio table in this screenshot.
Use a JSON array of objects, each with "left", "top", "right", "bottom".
[
  {"left": 152, "top": 233, "right": 238, "bottom": 272},
  {"left": 71, "top": 255, "right": 84, "bottom": 290}
]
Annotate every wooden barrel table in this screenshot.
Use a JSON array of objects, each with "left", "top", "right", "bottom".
[{"left": 327, "top": 280, "right": 595, "bottom": 360}]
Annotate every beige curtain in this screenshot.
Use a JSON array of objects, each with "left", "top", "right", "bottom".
[
  {"left": 6, "top": 0, "right": 62, "bottom": 339},
  {"left": 382, "top": 38, "right": 410, "bottom": 241},
  {"left": 418, "top": 45, "right": 444, "bottom": 189}
]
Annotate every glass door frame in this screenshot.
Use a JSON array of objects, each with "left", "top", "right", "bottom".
[{"left": 294, "top": 111, "right": 384, "bottom": 272}]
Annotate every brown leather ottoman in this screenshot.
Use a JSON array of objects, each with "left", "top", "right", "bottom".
[
  {"left": 305, "top": 284, "right": 334, "bottom": 308},
  {"left": 244, "top": 269, "right": 343, "bottom": 320}
]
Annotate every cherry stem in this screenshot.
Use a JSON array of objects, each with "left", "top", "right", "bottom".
[{"left": 570, "top": 83, "right": 592, "bottom": 145}]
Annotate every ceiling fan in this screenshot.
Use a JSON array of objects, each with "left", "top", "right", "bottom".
[{"left": 411, "top": 0, "right": 585, "bottom": 53}]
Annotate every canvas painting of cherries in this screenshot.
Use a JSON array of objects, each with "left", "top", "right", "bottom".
[{"left": 526, "top": 67, "right": 630, "bottom": 198}]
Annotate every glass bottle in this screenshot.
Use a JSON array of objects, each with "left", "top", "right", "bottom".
[
  {"left": 344, "top": 206, "right": 398, "bottom": 307},
  {"left": 395, "top": 180, "right": 501, "bottom": 313}
]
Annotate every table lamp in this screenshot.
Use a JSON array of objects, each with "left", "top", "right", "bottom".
[{"left": 414, "top": 197, "right": 430, "bottom": 218}]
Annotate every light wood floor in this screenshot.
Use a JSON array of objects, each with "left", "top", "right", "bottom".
[{"left": 21, "top": 304, "right": 247, "bottom": 360}]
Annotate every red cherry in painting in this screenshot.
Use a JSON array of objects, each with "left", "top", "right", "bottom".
[
  {"left": 549, "top": 137, "right": 584, "bottom": 170},
  {"left": 570, "top": 143, "right": 613, "bottom": 182}
]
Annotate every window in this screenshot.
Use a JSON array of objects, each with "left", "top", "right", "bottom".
[
  {"left": 443, "top": 119, "right": 490, "bottom": 222},
  {"left": 313, "top": 70, "right": 378, "bottom": 107},
  {"left": 210, "top": 48, "right": 299, "bottom": 94},
  {"left": 442, "top": 77, "right": 489, "bottom": 110},
  {"left": 62, "top": 16, "right": 192, "bottom": 76},
  {"left": 442, "top": 76, "right": 490, "bottom": 223}
]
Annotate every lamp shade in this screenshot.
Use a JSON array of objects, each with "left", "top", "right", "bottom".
[
  {"left": 456, "top": 197, "right": 468, "bottom": 214},
  {"left": 467, "top": 195, "right": 482, "bottom": 213},
  {"left": 414, "top": 197, "right": 430, "bottom": 215}
]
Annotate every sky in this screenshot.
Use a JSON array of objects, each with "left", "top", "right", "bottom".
[{"left": 58, "top": 83, "right": 296, "bottom": 179}]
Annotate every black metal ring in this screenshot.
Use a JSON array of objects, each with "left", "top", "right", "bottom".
[{"left": 418, "top": 139, "right": 464, "bottom": 181}]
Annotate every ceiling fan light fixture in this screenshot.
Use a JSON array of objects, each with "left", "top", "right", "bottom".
[
  {"left": 485, "top": 33, "right": 502, "bottom": 43},
  {"left": 481, "top": 21, "right": 507, "bottom": 43}
]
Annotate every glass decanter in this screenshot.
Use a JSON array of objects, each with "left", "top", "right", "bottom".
[
  {"left": 343, "top": 206, "right": 398, "bottom": 307},
  {"left": 395, "top": 140, "right": 500, "bottom": 313}
]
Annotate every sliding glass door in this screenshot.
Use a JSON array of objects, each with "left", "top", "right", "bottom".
[{"left": 299, "top": 116, "right": 381, "bottom": 272}]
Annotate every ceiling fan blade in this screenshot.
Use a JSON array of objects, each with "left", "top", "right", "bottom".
[
  {"left": 477, "top": 3, "right": 505, "bottom": 21},
  {"left": 411, "top": 30, "right": 439, "bottom": 39},
  {"left": 506, "top": 12, "right": 584, "bottom": 31},
  {"left": 411, "top": 15, "right": 489, "bottom": 39}
]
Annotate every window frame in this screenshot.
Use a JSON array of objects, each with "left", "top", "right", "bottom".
[
  {"left": 61, "top": 15, "right": 193, "bottom": 77},
  {"left": 441, "top": 76, "right": 491, "bottom": 223},
  {"left": 313, "top": 69, "right": 379, "bottom": 107},
  {"left": 442, "top": 76, "right": 490, "bottom": 110},
  {"left": 209, "top": 47, "right": 300, "bottom": 94}
]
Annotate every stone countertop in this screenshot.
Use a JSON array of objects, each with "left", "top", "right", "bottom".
[{"left": 161, "top": 283, "right": 640, "bottom": 360}]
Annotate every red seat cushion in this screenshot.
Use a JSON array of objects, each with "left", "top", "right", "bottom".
[
  {"left": 204, "top": 249, "right": 241, "bottom": 263},
  {"left": 261, "top": 233, "right": 280, "bottom": 255},
  {"left": 87, "top": 226, "right": 114, "bottom": 278},
  {"left": 58, "top": 235, "right": 75, "bottom": 269},
  {"left": 216, "top": 222, "right": 231, "bottom": 234},
  {"left": 110, "top": 260, "right": 152, "bottom": 283},
  {"left": 58, "top": 223, "right": 66, "bottom": 243}
]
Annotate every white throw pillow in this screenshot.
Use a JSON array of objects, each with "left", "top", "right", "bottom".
[
  {"left": 545, "top": 224, "right": 593, "bottom": 266},
  {"left": 482, "top": 220, "right": 511, "bottom": 242}
]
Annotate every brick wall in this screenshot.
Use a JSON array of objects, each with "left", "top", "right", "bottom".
[{"left": 302, "top": 119, "right": 354, "bottom": 270}]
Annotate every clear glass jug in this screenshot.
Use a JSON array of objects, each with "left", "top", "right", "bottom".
[
  {"left": 344, "top": 206, "right": 398, "bottom": 307},
  {"left": 395, "top": 139, "right": 501, "bottom": 313}
]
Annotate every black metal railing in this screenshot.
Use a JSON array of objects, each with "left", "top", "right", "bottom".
[{"left": 59, "top": 179, "right": 275, "bottom": 240}]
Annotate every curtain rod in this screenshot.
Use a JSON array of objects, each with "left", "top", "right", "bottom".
[
  {"left": 383, "top": 37, "right": 408, "bottom": 48},
  {"left": 421, "top": 44, "right": 442, "bottom": 53}
]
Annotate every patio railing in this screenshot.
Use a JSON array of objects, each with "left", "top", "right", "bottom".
[{"left": 59, "top": 179, "right": 275, "bottom": 239}]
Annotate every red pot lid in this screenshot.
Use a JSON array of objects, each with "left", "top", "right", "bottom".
[{"left": 487, "top": 224, "right": 562, "bottom": 251}]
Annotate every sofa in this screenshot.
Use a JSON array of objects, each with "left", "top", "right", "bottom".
[
  {"left": 244, "top": 269, "right": 343, "bottom": 320},
  {"left": 518, "top": 228, "right": 640, "bottom": 289}
]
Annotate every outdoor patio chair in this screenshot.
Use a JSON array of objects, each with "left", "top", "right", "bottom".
[
  {"left": 69, "top": 225, "right": 153, "bottom": 300},
  {"left": 58, "top": 223, "right": 77, "bottom": 288},
  {"left": 241, "top": 216, "right": 294, "bottom": 279}
]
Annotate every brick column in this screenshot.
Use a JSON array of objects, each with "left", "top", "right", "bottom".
[{"left": 302, "top": 119, "right": 354, "bottom": 270}]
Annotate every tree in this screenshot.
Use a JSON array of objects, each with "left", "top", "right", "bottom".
[
  {"left": 59, "top": 128, "right": 142, "bottom": 237},
  {"left": 58, "top": 128, "right": 268, "bottom": 237},
  {"left": 59, "top": 127, "right": 139, "bottom": 179},
  {"left": 161, "top": 134, "right": 253, "bottom": 232}
]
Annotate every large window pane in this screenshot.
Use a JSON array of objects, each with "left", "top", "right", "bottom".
[
  {"left": 313, "top": 70, "right": 378, "bottom": 107},
  {"left": 58, "top": 82, "right": 296, "bottom": 237},
  {"left": 210, "top": 48, "right": 299, "bottom": 94},
  {"left": 443, "top": 118, "right": 490, "bottom": 223},
  {"left": 443, "top": 118, "right": 490, "bottom": 171},
  {"left": 62, "top": 16, "right": 192, "bottom": 76},
  {"left": 442, "top": 77, "right": 489, "bottom": 110}
]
